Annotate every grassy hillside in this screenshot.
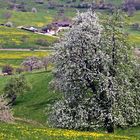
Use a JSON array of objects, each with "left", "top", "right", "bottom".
[
  {"left": 14, "top": 71, "right": 59, "bottom": 123},
  {"left": 0, "top": 0, "right": 140, "bottom": 49},
  {"left": 0, "top": 0, "right": 123, "bottom": 27},
  {"left": 0, "top": 71, "right": 60, "bottom": 123},
  {"left": 0, "top": 71, "right": 139, "bottom": 140}
]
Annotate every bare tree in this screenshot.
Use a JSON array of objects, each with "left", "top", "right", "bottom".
[{"left": 0, "top": 96, "right": 14, "bottom": 123}]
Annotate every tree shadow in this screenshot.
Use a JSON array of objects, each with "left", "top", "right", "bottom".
[
  {"left": 13, "top": 100, "right": 24, "bottom": 106},
  {"left": 29, "top": 98, "right": 58, "bottom": 110}
]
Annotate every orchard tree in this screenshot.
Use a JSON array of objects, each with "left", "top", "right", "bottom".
[
  {"left": 3, "top": 75, "right": 31, "bottom": 106},
  {"left": 21, "top": 56, "right": 43, "bottom": 71},
  {"left": 50, "top": 9, "right": 140, "bottom": 133},
  {"left": 42, "top": 56, "right": 51, "bottom": 71},
  {"left": 32, "top": 7, "right": 37, "bottom": 13}
]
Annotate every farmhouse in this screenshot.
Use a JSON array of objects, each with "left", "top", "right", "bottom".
[{"left": 52, "top": 21, "right": 71, "bottom": 27}]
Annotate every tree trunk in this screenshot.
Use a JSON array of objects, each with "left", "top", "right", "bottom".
[
  {"left": 7, "top": 94, "right": 17, "bottom": 106},
  {"left": 30, "top": 66, "right": 33, "bottom": 71},
  {"left": 104, "top": 114, "right": 114, "bottom": 133}
]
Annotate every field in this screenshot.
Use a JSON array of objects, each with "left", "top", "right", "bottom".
[
  {"left": 0, "top": 50, "right": 52, "bottom": 67},
  {"left": 0, "top": 26, "right": 56, "bottom": 49}
]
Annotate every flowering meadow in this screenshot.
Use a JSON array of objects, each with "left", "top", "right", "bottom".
[
  {"left": 0, "top": 50, "right": 51, "bottom": 67},
  {"left": 0, "top": 122, "right": 135, "bottom": 140},
  {"left": 0, "top": 26, "right": 56, "bottom": 49}
]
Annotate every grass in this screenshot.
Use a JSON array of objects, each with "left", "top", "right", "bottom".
[
  {"left": 105, "top": 0, "right": 122, "bottom": 5},
  {"left": 129, "top": 11, "right": 140, "bottom": 25},
  {"left": 13, "top": 71, "right": 59, "bottom": 123},
  {"left": 126, "top": 27, "right": 140, "bottom": 48},
  {"left": 0, "top": 122, "right": 137, "bottom": 140},
  {"left": 0, "top": 71, "right": 59, "bottom": 123},
  {"left": 0, "top": 10, "right": 53, "bottom": 27}
]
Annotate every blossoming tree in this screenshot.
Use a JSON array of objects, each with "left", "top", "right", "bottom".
[{"left": 50, "top": 9, "right": 140, "bottom": 133}]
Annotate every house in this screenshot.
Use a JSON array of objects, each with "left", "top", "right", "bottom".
[
  {"left": 52, "top": 21, "right": 71, "bottom": 27},
  {"left": 29, "top": 27, "right": 38, "bottom": 32},
  {"left": 41, "top": 24, "right": 59, "bottom": 35}
]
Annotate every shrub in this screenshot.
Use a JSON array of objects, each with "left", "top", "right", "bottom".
[
  {"left": 36, "top": 39, "right": 49, "bottom": 46},
  {"left": 32, "top": 7, "right": 37, "bottom": 13},
  {"left": 2, "top": 65, "right": 14, "bottom": 75},
  {"left": 16, "top": 68, "right": 24, "bottom": 74},
  {"left": 5, "top": 22, "right": 13, "bottom": 27}
]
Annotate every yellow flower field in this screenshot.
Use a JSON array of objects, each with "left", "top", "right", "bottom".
[
  {"left": 0, "top": 123, "right": 134, "bottom": 140},
  {"left": 0, "top": 50, "right": 52, "bottom": 67},
  {"left": 0, "top": 51, "right": 50, "bottom": 59}
]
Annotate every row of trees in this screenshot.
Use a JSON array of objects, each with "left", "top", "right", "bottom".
[
  {"left": 49, "top": 9, "right": 140, "bottom": 133},
  {"left": 22, "top": 56, "right": 50, "bottom": 72}
]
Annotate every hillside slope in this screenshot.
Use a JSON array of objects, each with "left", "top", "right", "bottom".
[
  {"left": 0, "top": 71, "right": 60, "bottom": 123},
  {"left": 0, "top": 71, "right": 140, "bottom": 139}
]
